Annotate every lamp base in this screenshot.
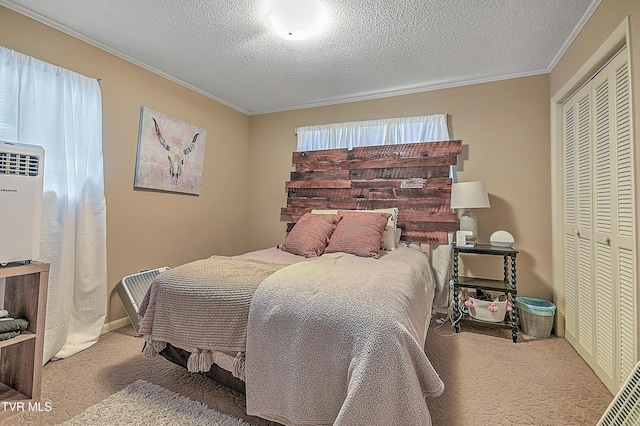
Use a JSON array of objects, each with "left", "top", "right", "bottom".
[{"left": 459, "top": 210, "right": 478, "bottom": 243}]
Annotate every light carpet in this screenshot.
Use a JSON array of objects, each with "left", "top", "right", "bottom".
[
  {"left": 59, "top": 379, "right": 250, "bottom": 426},
  {"left": 2, "top": 321, "right": 612, "bottom": 425}
]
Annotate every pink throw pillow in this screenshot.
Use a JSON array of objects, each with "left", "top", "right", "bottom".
[
  {"left": 325, "top": 210, "right": 391, "bottom": 258},
  {"left": 279, "top": 213, "right": 341, "bottom": 257}
]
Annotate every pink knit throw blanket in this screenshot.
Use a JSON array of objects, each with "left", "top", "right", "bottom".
[{"left": 138, "top": 256, "right": 286, "bottom": 373}]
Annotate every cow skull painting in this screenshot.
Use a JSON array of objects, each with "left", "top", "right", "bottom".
[
  {"left": 134, "top": 106, "right": 207, "bottom": 195},
  {"left": 152, "top": 117, "right": 199, "bottom": 184}
]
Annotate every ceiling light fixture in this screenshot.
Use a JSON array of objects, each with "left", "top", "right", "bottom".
[{"left": 265, "top": 0, "right": 329, "bottom": 41}]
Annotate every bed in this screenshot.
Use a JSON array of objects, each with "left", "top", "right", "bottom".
[{"left": 137, "top": 141, "right": 462, "bottom": 425}]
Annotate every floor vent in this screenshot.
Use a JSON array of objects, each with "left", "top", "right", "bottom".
[
  {"left": 116, "top": 267, "right": 170, "bottom": 332},
  {"left": 598, "top": 361, "right": 640, "bottom": 425}
]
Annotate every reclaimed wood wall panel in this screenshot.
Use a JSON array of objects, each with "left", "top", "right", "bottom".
[{"left": 281, "top": 140, "right": 462, "bottom": 244}]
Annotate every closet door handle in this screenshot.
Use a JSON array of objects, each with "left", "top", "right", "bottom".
[{"left": 604, "top": 236, "right": 611, "bottom": 245}]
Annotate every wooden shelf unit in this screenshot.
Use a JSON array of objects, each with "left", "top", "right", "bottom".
[
  {"left": 0, "top": 262, "right": 49, "bottom": 421},
  {"left": 451, "top": 244, "right": 518, "bottom": 342}
]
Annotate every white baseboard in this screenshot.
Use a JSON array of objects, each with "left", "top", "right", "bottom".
[{"left": 102, "top": 317, "right": 131, "bottom": 334}]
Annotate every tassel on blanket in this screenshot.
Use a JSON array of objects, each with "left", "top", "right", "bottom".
[
  {"left": 142, "top": 338, "right": 166, "bottom": 357},
  {"left": 232, "top": 352, "right": 245, "bottom": 381},
  {"left": 187, "top": 348, "right": 214, "bottom": 373}
]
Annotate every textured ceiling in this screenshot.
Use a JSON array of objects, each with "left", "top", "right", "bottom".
[{"left": 1, "top": 0, "right": 599, "bottom": 115}]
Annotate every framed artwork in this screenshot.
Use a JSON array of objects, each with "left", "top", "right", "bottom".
[{"left": 134, "top": 106, "right": 206, "bottom": 195}]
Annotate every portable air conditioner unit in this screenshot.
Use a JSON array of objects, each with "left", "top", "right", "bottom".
[
  {"left": 116, "top": 267, "right": 170, "bottom": 332},
  {"left": 597, "top": 360, "right": 640, "bottom": 425},
  {"left": 0, "top": 140, "right": 45, "bottom": 265}
]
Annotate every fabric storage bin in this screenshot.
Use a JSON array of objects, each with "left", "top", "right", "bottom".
[
  {"left": 516, "top": 297, "right": 555, "bottom": 338},
  {"left": 463, "top": 292, "right": 508, "bottom": 323}
]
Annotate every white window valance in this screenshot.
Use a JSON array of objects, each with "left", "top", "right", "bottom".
[{"left": 296, "top": 113, "right": 449, "bottom": 151}]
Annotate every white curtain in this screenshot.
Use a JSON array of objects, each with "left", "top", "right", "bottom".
[
  {"left": 296, "top": 113, "right": 450, "bottom": 151},
  {"left": 295, "top": 113, "right": 452, "bottom": 312},
  {"left": 0, "top": 46, "right": 107, "bottom": 362}
]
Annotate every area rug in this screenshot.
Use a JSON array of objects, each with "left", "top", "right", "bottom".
[{"left": 59, "top": 379, "right": 251, "bottom": 425}]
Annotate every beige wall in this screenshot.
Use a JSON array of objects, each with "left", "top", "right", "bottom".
[
  {"left": 249, "top": 75, "right": 554, "bottom": 301},
  {"left": 7, "top": 1, "right": 630, "bottom": 326},
  {"left": 0, "top": 7, "right": 251, "bottom": 325},
  {"left": 550, "top": 0, "right": 639, "bottom": 98},
  {"left": 248, "top": 0, "right": 640, "bottom": 308}
]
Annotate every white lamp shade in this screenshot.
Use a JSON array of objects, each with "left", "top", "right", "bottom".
[{"left": 450, "top": 182, "right": 490, "bottom": 209}]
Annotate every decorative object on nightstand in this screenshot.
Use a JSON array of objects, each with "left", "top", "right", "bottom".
[
  {"left": 455, "top": 230, "right": 474, "bottom": 248},
  {"left": 490, "top": 230, "right": 514, "bottom": 248},
  {"left": 450, "top": 181, "right": 490, "bottom": 245}
]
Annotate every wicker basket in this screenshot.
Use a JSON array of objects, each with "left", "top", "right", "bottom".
[{"left": 516, "top": 297, "right": 555, "bottom": 338}]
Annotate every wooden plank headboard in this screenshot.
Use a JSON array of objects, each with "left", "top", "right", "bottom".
[{"left": 280, "top": 140, "right": 462, "bottom": 244}]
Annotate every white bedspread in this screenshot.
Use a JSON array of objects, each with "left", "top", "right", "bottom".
[{"left": 245, "top": 246, "right": 444, "bottom": 425}]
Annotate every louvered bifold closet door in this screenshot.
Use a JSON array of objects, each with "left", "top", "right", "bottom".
[
  {"left": 563, "top": 81, "right": 596, "bottom": 366},
  {"left": 562, "top": 47, "right": 637, "bottom": 394},
  {"left": 610, "top": 50, "right": 636, "bottom": 390},
  {"left": 591, "top": 53, "right": 618, "bottom": 390},
  {"left": 563, "top": 99, "right": 578, "bottom": 342}
]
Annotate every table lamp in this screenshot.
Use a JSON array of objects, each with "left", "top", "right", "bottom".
[{"left": 450, "top": 181, "right": 490, "bottom": 244}]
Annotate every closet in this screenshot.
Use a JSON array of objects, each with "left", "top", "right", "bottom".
[{"left": 561, "top": 46, "right": 637, "bottom": 394}]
